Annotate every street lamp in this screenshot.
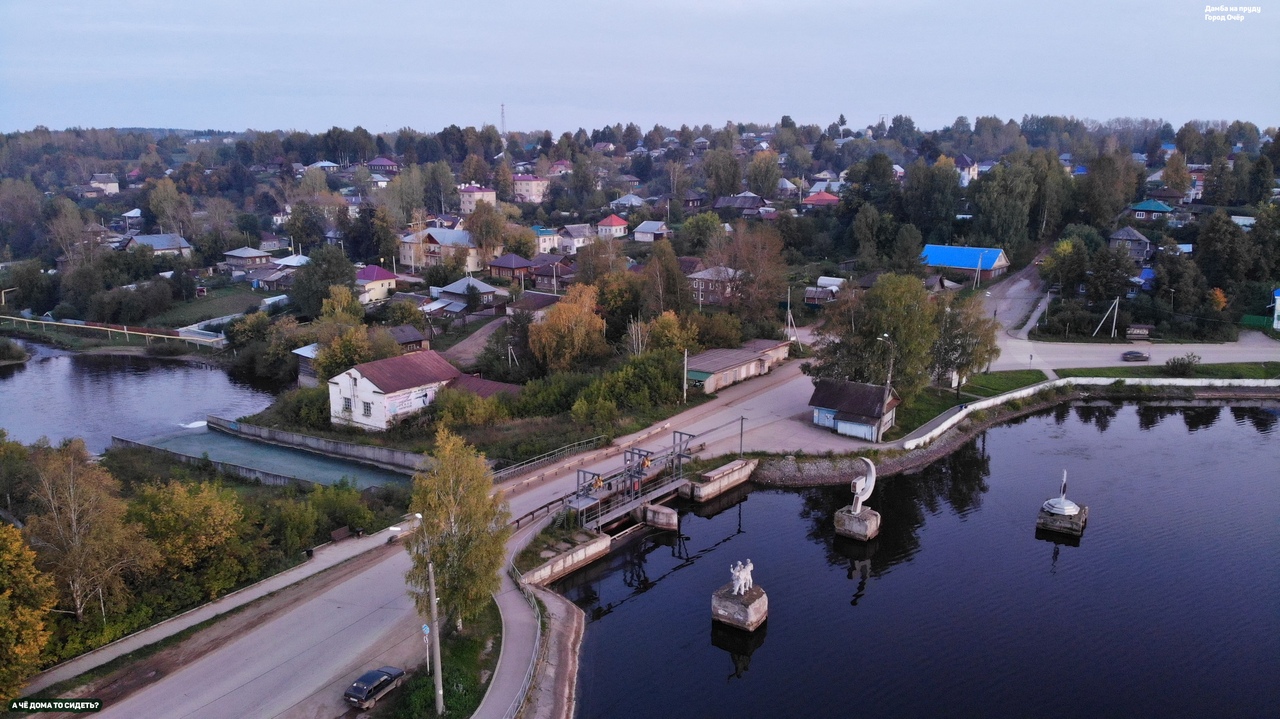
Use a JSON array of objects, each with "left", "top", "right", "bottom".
[{"left": 874, "top": 334, "right": 895, "bottom": 442}]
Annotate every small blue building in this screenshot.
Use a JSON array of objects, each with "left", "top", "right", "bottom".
[
  {"left": 808, "top": 378, "right": 901, "bottom": 442},
  {"left": 921, "top": 245, "right": 1011, "bottom": 282}
]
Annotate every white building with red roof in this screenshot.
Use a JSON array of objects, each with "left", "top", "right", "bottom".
[
  {"left": 355, "top": 264, "right": 398, "bottom": 304},
  {"left": 597, "top": 214, "right": 628, "bottom": 238},
  {"left": 512, "top": 174, "right": 549, "bottom": 203}
]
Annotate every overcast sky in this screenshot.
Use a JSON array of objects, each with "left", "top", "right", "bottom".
[{"left": 1, "top": 0, "right": 1276, "bottom": 135}]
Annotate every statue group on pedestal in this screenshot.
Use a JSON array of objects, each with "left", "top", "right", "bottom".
[{"left": 730, "top": 559, "right": 754, "bottom": 595}]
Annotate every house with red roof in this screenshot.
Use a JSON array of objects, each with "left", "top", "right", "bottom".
[
  {"left": 367, "top": 156, "right": 400, "bottom": 175},
  {"left": 459, "top": 184, "right": 497, "bottom": 214},
  {"left": 355, "top": 264, "right": 399, "bottom": 304},
  {"left": 801, "top": 191, "right": 840, "bottom": 208},
  {"left": 512, "top": 174, "right": 550, "bottom": 203},
  {"left": 597, "top": 214, "right": 629, "bottom": 238}
]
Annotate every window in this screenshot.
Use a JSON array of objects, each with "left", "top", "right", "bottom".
[
  {"left": 342, "top": 397, "right": 352, "bottom": 413},
  {"left": 362, "top": 402, "right": 372, "bottom": 417},
  {"left": 1135, "top": 211, "right": 1146, "bottom": 219}
]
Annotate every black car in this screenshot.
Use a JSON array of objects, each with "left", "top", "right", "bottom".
[
  {"left": 343, "top": 666, "right": 405, "bottom": 709},
  {"left": 1121, "top": 350, "right": 1150, "bottom": 362}
]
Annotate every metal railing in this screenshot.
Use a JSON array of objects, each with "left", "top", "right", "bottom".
[
  {"left": 492, "top": 435, "right": 605, "bottom": 483},
  {"left": 501, "top": 563, "right": 543, "bottom": 719}
]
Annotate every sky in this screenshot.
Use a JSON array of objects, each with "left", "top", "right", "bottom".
[{"left": 1, "top": 0, "right": 1277, "bottom": 135}]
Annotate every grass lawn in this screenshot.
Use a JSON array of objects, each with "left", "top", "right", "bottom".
[
  {"left": 962, "top": 369, "right": 1049, "bottom": 397},
  {"left": 882, "top": 388, "right": 964, "bottom": 441},
  {"left": 513, "top": 517, "right": 598, "bottom": 574},
  {"left": 146, "top": 285, "right": 266, "bottom": 328},
  {"left": 428, "top": 316, "right": 495, "bottom": 353},
  {"left": 377, "top": 598, "right": 501, "bottom": 719},
  {"left": 1055, "top": 362, "right": 1280, "bottom": 380}
]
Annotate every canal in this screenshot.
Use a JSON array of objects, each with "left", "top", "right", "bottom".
[{"left": 556, "top": 403, "right": 1280, "bottom": 718}]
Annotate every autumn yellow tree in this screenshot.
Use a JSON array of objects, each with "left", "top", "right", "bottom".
[
  {"left": 0, "top": 523, "right": 56, "bottom": 701},
  {"left": 406, "top": 429, "right": 510, "bottom": 630},
  {"left": 23, "top": 441, "right": 155, "bottom": 623},
  {"left": 528, "top": 284, "right": 608, "bottom": 372},
  {"left": 127, "top": 481, "right": 245, "bottom": 599}
]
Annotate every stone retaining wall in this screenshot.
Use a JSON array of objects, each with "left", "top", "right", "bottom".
[
  {"left": 523, "top": 534, "right": 612, "bottom": 586},
  {"left": 207, "top": 415, "right": 427, "bottom": 474},
  {"left": 111, "top": 436, "right": 315, "bottom": 488}
]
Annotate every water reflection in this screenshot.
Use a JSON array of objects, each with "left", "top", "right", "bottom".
[{"left": 710, "top": 621, "right": 767, "bottom": 681}]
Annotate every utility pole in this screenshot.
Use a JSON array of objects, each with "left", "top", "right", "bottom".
[
  {"left": 683, "top": 349, "right": 688, "bottom": 404},
  {"left": 428, "top": 562, "right": 445, "bottom": 715},
  {"left": 739, "top": 416, "right": 745, "bottom": 457}
]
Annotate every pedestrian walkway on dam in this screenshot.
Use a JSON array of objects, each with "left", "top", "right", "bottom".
[{"left": 144, "top": 427, "right": 412, "bottom": 489}]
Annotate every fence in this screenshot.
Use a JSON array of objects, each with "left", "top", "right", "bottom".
[
  {"left": 491, "top": 435, "right": 606, "bottom": 483},
  {"left": 901, "top": 376, "right": 1280, "bottom": 451},
  {"left": 501, "top": 563, "right": 544, "bottom": 719},
  {"left": 0, "top": 315, "right": 224, "bottom": 347},
  {"left": 110, "top": 436, "right": 315, "bottom": 488},
  {"left": 207, "top": 416, "right": 428, "bottom": 475}
]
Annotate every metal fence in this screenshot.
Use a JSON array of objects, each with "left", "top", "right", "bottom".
[
  {"left": 492, "top": 435, "right": 605, "bottom": 483},
  {"left": 501, "top": 564, "right": 543, "bottom": 719}
]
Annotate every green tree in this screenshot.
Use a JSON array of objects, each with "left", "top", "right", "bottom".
[
  {"left": 424, "top": 161, "right": 459, "bottom": 214},
  {"left": 702, "top": 149, "right": 741, "bottom": 198},
  {"left": 493, "top": 161, "right": 514, "bottom": 202},
  {"left": 148, "top": 178, "right": 194, "bottom": 236},
  {"left": 973, "top": 162, "right": 1036, "bottom": 256},
  {"left": 504, "top": 226, "right": 537, "bottom": 259},
  {"left": 745, "top": 151, "right": 783, "bottom": 198},
  {"left": 268, "top": 499, "right": 318, "bottom": 558},
  {"left": 1077, "top": 153, "right": 1140, "bottom": 230},
  {"left": 646, "top": 311, "right": 700, "bottom": 353},
  {"left": 308, "top": 480, "right": 374, "bottom": 536},
  {"left": 23, "top": 440, "right": 156, "bottom": 623},
  {"left": 290, "top": 245, "right": 355, "bottom": 317},
  {"left": 128, "top": 481, "right": 246, "bottom": 600},
  {"left": 931, "top": 293, "right": 1001, "bottom": 394},
  {"left": 1195, "top": 210, "right": 1255, "bottom": 289},
  {"left": 1086, "top": 247, "right": 1139, "bottom": 303},
  {"left": 383, "top": 165, "right": 426, "bottom": 225},
  {"left": 680, "top": 212, "right": 724, "bottom": 255},
  {"left": 1202, "top": 156, "right": 1234, "bottom": 206},
  {"left": 466, "top": 200, "right": 505, "bottom": 257},
  {"left": 284, "top": 201, "right": 326, "bottom": 249},
  {"left": 314, "top": 325, "right": 373, "bottom": 380},
  {"left": 886, "top": 224, "right": 925, "bottom": 274},
  {"left": 809, "top": 274, "right": 939, "bottom": 402},
  {"left": 0, "top": 523, "right": 56, "bottom": 701},
  {"left": 1245, "top": 155, "right": 1274, "bottom": 205},
  {"left": 851, "top": 204, "right": 882, "bottom": 267},
  {"left": 902, "top": 158, "right": 958, "bottom": 243},
  {"left": 406, "top": 429, "right": 511, "bottom": 629},
  {"left": 643, "top": 239, "right": 692, "bottom": 316},
  {"left": 460, "top": 154, "right": 490, "bottom": 186}
]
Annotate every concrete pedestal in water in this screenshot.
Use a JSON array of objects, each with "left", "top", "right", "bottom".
[
  {"left": 1036, "top": 505, "right": 1088, "bottom": 537},
  {"left": 835, "top": 506, "right": 881, "bottom": 541},
  {"left": 712, "top": 584, "right": 768, "bottom": 632}
]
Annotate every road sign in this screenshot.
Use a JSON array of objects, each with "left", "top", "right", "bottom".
[{"left": 422, "top": 624, "right": 430, "bottom": 636}]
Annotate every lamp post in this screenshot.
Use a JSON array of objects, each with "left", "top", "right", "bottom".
[{"left": 875, "top": 334, "right": 895, "bottom": 443}]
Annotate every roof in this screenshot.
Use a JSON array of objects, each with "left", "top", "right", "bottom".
[
  {"left": 677, "top": 256, "right": 705, "bottom": 275},
  {"left": 955, "top": 154, "right": 976, "bottom": 169},
  {"left": 512, "top": 174, "right": 546, "bottom": 182},
  {"left": 292, "top": 343, "right": 319, "bottom": 359},
  {"left": 1131, "top": 199, "right": 1174, "bottom": 212},
  {"left": 598, "top": 214, "right": 628, "bottom": 227},
  {"left": 224, "top": 246, "right": 271, "bottom": 258},
  {"left": 440, "top": 277, "right": 498, "bottom": 295},
  {"left": 921, "top": 245, "right": 1009, "bottom": 271},
  {"left": 356, "top": 265, "right": 398, "bottom": 282},
  {"left": 450, "top": 374, "right": 522, "bottom": 399},
  {"left": 426, "top": 229, "right": 474, "bottom": 247},
  {"left": 807, "top": 378, "right": 900, "bottom": 421},
  {"left": 802, "top": 191, "right": 839, "bottom": 206},
  {"left": 390, "top": 291, "right": 433, "bottom": 307},
  {"left": 686, "top": 348, "right": 765, "bottom": 374},
  {"left": 529, "top": 253, "right": 566, "bottom": 268},
  {"left": 386, "top": 324, "right": 426, "bottom": 345},
  {"left": 274, "top": 254, "right": 310, "bottom": 267},
  {"left": 460, "top": 186, "right": 496, "bottom": 194},
  {"left": 340, "top": 351, "right": 460, "bottom": 394},
  {"left": 367, "top": 157, "right": 398, "bottom": 166},
  {"left": 742, "top": 338, "right": 790, "bottom": 353},
  {"left": 129, "top": 233, "right": 191, "bottom": 251},
  {"left": 510, "top": 291, "right": 561, "bottom": 312},
  {"left": 490, "top": 253, "right": 535, "bottom": 269},
  {"left": 713, "top": 195, "right": 766, "bottom": 210},
  {"left": 612, "top": 194, "right": 646, "bottom": 207},
  {"left": 1109, "top": 226, "right": 1148, "bottom": 242},
  {"left": 634, "top": 220, "right": 667, "bottom": 233},
  {"left": 687, "top": 266, "right": 739, "bottom": 281},
  {"left": 560, "top": 224, "right": 594, "bottom": 239}
]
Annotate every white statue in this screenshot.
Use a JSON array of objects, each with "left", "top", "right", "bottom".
[
  {"left": 729, "top": 560, "right": 754, "bottom": 595},
  {"left": 850, "top": 458, "right": 877, "bottom": 514}
]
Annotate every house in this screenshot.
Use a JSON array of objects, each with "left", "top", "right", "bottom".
[
  {"left": 777, "top": 178, "right": 798, "bottom": 197},
  {"left": 809, "top": 180, "right": 845, "bottom": 196},
  {"left": 508, "top": 291, "right": 561, "bottom": 321},
  {"left": 512, "top": 175, "right": 550, "bottom": 203},
  {"left": 386, "top": 324, "right": 427, "bottom": 352},
  {"left": 259, "top": 232, "right": 288, "bottom": 252},
  {"left": 1108, "top": 227, "right": 1154, "bottom": 264},
  {"left": 1146, "top": 186, "right": 1185, "bottom": 207},
  {"left": 597, "top": 214, "right": 629, "bottom": 238},
  {"left": 687, "top": 266, "right": 740, "bottom": 306},
  {"left": 400, "top": 228, "right": 493, "bottom": 274},
  {"left": 685, "top": 339, "right": 790, "bottom": 394},
  {"left": 677, "top": 256, "right": 705, "bottom": 276},
  {"left": 308, "top": 160, "right": 340, "bottom": 174},
  {"left": 558, "top": 224, "right": 595, "bottom": 254},
  {"left": 548, "top": 160, "right": 573, "bottom": 176},
  {"left": 712, "top": 193, "right": 767, "bottom": 215},
  {"left": 223, "top": 246, "right": 273, "bottom": 274},
  {"left": 489, "top": 253, "right": 535, "bottom": 280},
  {"left": 89, "top": 173, "right": 119, "bottom": 195},
  {"left": 531, "top": 226, "right": 560, "bottom": 254},
  {"left": 955, "top": 155, "right": 978, "bottom": 187},
  {"left": 356, "top": 265, "right": 398, "bottom": 304},
  {"left": 459, "top": 185, "right": 497, "bottom": 214},
  {"left": 329, "top": 351, "right": 462, "bottom": 430},
  {"left": 804, "top": 286, "right": 838, "bottom": 308},
  {"left": 801, "top": 191, "right": 839, "bottom": 208},
  {"left": 532, "top": 260, "right": 575, "bottom": 292},
  {"left": 125, "top": 233, "right": 193, "bottom": 258},
  {"left": 611, "top": 194, "right": 646, "bottom": 211},
  {"left": 682, "top": 189, "right": 707, "bottom": 210},
  {"left": 367, "top": 156, "right": 400, "bottom": 175},
  {"left": 292, "top": 343, "right": 320, "bottom": 388},
  {"left": 368, "top": 174, "right": 391, "bottom": 189},
  {"left": 920, "top": 244, "right": 1010, "bottom": 281},
  {"left": 808, "top": 378, "right": 901, "bottom": 442},
  {"left": 439, "top": 276, "right": 498, "bottom": 306},
  {"left": 616, "top": 175, "right": 642, "bottom": 191},
  {"left": 1126, "top": 199, "right": 1174, "bottom": 222},
  {"left": 634, "top": 220, "right": 669, "bottom": 243}
]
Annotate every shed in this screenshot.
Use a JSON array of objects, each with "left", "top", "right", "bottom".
[
  {"left": 920, "top": 245, "right": 1010, "bottom": 281},
  {"left": 807, "top": 378, "right": 900, "bottom": 442}
]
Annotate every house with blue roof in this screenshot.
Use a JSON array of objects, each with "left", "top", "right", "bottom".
[
  {"left": 1126, "top": 200, "right": 1174, "bottom": 222},
  {"left": 920, "top": 245, "right": 1011, "bottom": 281}
]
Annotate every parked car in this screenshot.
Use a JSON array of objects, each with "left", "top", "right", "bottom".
[
  {"left": 344, "top": 666, "right": 405, "bottom": 709},
  {"left": 1122, "top": 351, "right": 1150, "bottom": 362}
]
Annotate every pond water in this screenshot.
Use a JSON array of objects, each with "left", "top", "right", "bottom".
[
  {"left": 0, "top": 341, "right": 276, "bottom": 452},
  {"left": 556, "top": 403, "right": 1280, "bottom": 718}
]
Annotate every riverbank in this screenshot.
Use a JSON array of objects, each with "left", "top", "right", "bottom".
[{"left": 753, "top": 383, "right": 1280, "bottom": 487}]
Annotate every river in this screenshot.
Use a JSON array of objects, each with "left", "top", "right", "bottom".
[{"left": 556, "top": 403, "right": 1280, "bottom": 718}]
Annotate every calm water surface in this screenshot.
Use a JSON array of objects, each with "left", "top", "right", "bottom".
[
  {"left": 0, "top": 342, "right": 275, "bottom": 452},
  {"left": 557, "top": 403, "right": 1280, "bottom": 718}
]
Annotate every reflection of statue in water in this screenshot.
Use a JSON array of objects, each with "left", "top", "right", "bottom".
[{"left": 729, "top": 560, "right": 754, "bottom": 595}]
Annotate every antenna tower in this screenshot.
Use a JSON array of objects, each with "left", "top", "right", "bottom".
[{"left": 500, "top": 104, "right": 506, "bottom": 137}]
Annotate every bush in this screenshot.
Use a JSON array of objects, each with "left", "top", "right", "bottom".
[
  {"left": 0, "top": 337, "right": 26, "bottom": 361},
  {"left": 270, "top": 387, "right": 332, "bottom": 431},
  {"left": 1164, "top": 352, "right": 1201, "bottom": 377},
  {"left": 145, "top": 340, "right": 190, "bottom": 357}
]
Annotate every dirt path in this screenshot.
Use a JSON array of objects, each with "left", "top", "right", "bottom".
[
  {"left": 441, "top": 316, "right": 505, "bottom": 368},
  {"left": 41, "top": 543, "right": 406, "bottom": 718}
]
